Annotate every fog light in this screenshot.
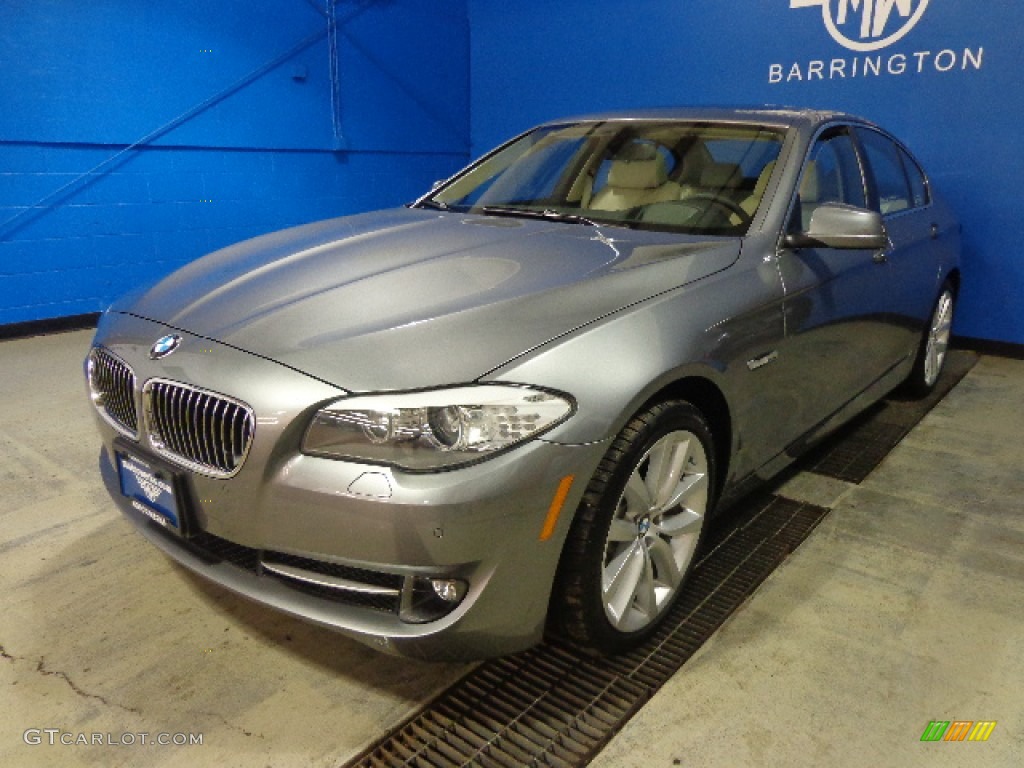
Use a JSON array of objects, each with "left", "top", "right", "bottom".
[
  {"left": 431, "top": 578, "right": 466, "bottom": 603},
  {"left": 399, "top": 576, "right": 468, "bottom": 624}
]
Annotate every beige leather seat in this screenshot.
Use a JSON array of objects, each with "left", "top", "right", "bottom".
[
  {"left": 740, "top": 160, "right": 777, "bottom": 217},
  {"left": 590, "top": 153, "right": 680, "bottom": 212},
  {"left": 680, "top": 162, "right": 748, "bottom": 225},
  {"left": 695, "top": 162, "right": 744, "bottom": 195}
]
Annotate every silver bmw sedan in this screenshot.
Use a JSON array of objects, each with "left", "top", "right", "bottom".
[{"left": 86, "top": 108, "right": 960, "bottom": 660}]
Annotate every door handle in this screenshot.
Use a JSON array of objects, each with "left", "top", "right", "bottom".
[{"left": 746, "top": 350, "right": 779, "bottom": 371}]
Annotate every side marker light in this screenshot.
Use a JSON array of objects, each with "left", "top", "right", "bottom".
[{"left": 539, "top": 475, "right": 575, "bottom": 542}]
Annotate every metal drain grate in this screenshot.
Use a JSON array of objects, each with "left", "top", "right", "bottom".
[
  {"left": 801, "top": 420, "right": 910, "bottom": 483},
  {"left": 346, "top": 495, "right": 829, "bottom": 768}
]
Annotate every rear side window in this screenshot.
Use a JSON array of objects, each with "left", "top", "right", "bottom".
[
  {"left": 857, "top": 128, "right": 913, "bottom": 215},
  {"left": 899, "top": 146, "right": 930, "bottom": 208}
]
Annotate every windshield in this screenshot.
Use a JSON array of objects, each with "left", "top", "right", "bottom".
[{"left": 421, "top": 121, "right": 786, "bottom": 235}]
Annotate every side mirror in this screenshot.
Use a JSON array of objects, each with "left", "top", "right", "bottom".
[{"left": 784, "top": 203, "right": 889, "bottom": 250}]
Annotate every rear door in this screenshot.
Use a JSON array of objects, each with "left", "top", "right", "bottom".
[{"left": 853, "top": 127, "right": 943, "bottom": 354}]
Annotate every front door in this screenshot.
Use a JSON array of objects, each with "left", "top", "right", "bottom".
[{"left": 774, "top": 127, "right": 901, "bottom": 439}]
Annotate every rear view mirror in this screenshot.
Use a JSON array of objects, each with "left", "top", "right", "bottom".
[{"left": 784, "top": 203, "right": 889, "bottom": 250}]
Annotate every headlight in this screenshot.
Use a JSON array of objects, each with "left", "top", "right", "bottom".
[{"left": 302, "top": 385, "right": 574, "bottom": 471}]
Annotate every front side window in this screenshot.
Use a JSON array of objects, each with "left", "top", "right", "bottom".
[
  {"left": 425, "top": 121, "right": 786, "bottom": 236},
  {"left": 794, "top": 129, "right": 867, "bottom": 230}
]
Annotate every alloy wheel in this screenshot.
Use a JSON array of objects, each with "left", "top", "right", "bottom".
[
  {"left": 923, "top": 289, "right": 954, "bottom": 388},
  {"left": 601, "top": 430, "right": 708, "bottom": 633}
]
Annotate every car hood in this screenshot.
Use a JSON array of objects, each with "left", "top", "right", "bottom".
[{"left": 118, "top": 208, "right": 740, "bottom": 391}]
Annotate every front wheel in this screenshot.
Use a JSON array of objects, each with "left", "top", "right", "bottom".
[
  {"left": 550, "top": 400, "right": 716, "bottom": 655},
  {"left": 904, "top": 282, "right": 955, "bottom": 397}
]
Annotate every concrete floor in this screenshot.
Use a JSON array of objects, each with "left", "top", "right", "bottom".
[
  {"left": 1, "top": 330, "right": 470, "bottom": 768},
  {"left": 2, "top": 330, "right": 1022, "bottom": 767},
  {"left": 594, "top": 354, "right": 1024, "bottom": 768}
]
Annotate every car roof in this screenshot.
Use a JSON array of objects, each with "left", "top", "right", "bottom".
[{"left": 541, "top": 107, "right": 871, "bottom": 132}]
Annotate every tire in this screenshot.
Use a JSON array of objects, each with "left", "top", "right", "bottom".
[
  {"left": 550, "top": 400, "right": 716, "bottom": 655},
  {"left": 904, "top": 281, "right": 955, "bottom": 398}
]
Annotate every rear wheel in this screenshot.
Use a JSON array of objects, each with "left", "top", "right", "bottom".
[
  {"left": 904, "top": 282, "right": 955, "bottom": 397},
  {"left": 551, "top": 400, "right": 715, "bottom": 655}
]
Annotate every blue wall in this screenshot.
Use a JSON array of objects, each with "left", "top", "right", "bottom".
[
  {"left": 4, "top": 1, "right": 1022, "bottom": 345},
  {"left": 0, "top": 0, "right": 469, "bottom": 325},
  {"left": 468, "top": 0, "right": 1023, "bottom": 345}
]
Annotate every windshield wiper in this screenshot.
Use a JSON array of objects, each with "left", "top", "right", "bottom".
[
  {"left": 481, "top": 206, "right": 598, "bottom": 227},
  {"left": 414, "top": 199, "right": 450, "bottom": 211}
]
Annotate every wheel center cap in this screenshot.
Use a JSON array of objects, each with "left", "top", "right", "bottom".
[{"left": 637, "top": 517, "right": 651, "bottom": 535}]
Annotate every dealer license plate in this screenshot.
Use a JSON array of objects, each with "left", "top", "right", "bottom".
[{"left": 117, "top": 452, "right": 185, "bottom": 535}]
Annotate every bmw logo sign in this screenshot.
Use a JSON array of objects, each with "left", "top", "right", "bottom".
[{"left": 149, "top": 334, "right": 182, "bottom": 360}]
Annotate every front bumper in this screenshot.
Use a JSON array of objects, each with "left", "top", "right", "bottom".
[
  {"left": 96, "top": 396, "right": 605, "bottom": 661},
  {"left": 89, "top": 312, "right": 609, "bottom": 659}
]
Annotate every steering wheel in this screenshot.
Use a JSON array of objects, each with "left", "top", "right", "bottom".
[{"left": 678, "top": 193, "right": 753, "bottom": 227}]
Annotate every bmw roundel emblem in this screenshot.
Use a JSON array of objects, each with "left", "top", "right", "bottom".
[{"left": 150, "top": 334, "right": 182, "bottom": 360}]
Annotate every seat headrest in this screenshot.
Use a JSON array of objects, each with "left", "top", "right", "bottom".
[
  {"left": 606, "top": 156, "right": 667, "bottom": 190},
  {"left": 700, "top": 162, "right": 744, "bottom": 189},
  {"left": 676, "top": 148, "right": 704, "bottom": 186},
  {"left": 752, "top": 160, "right": 776, "bottom": 199}
]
